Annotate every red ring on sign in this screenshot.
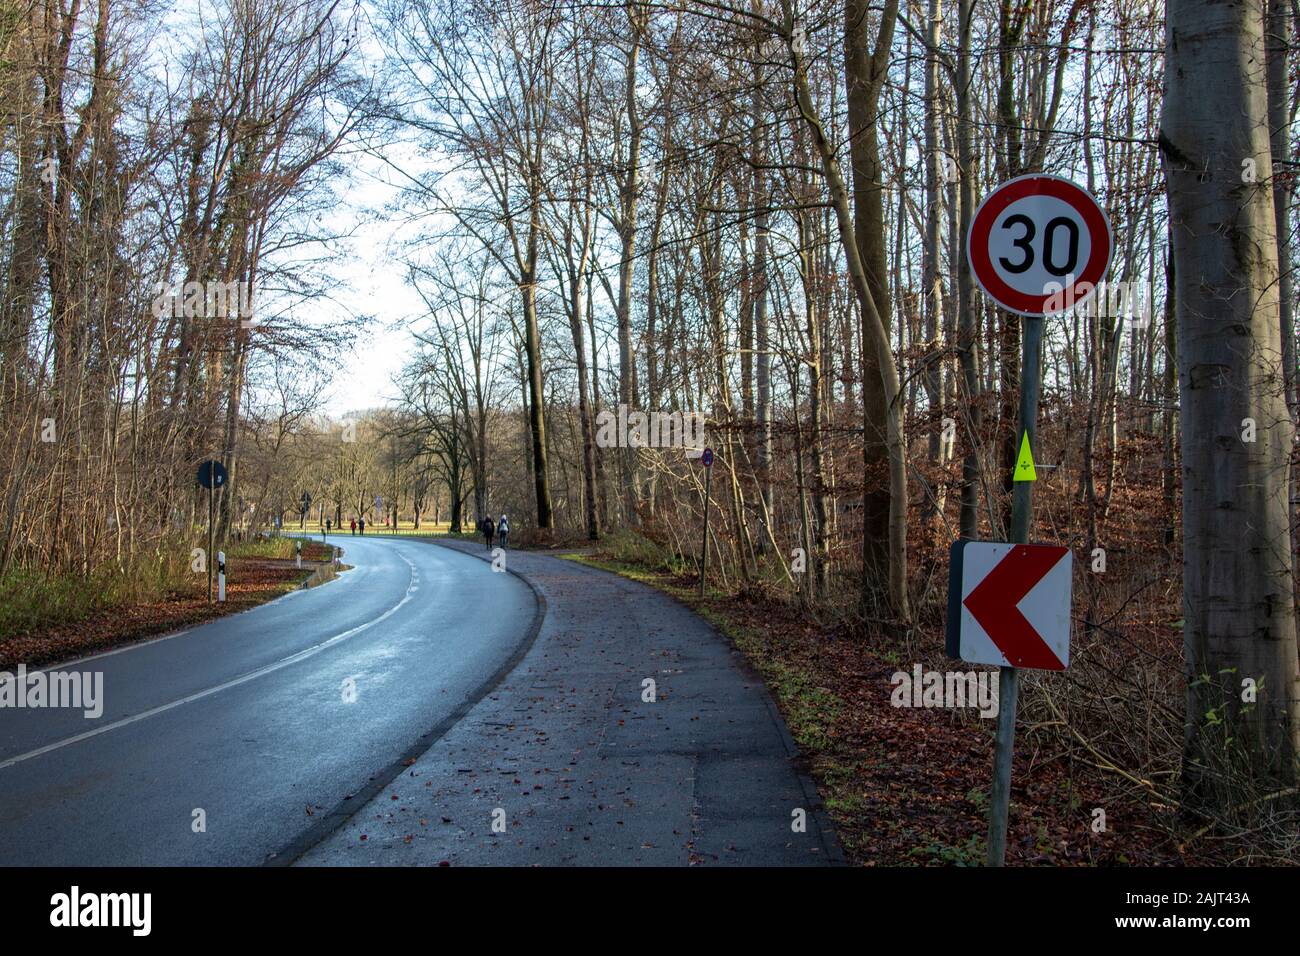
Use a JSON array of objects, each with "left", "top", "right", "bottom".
[{"left": 968, "top": 175, "right": 1112, "bottom": 317}]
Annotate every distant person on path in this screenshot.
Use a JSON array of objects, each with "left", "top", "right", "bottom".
[
  {"left": 350, "top": 518, "right": 357, "bottom": 535},
  {"left": 358, "top": 517, "right": 365, "bottom": 535},
  {"left": 480, "top": 515, "right": 494, "bottom": 550},
  {"left": 497, "top": 514, "right": 509, "bottom": 550},
  {"left": 325, "top": 517, "right": 331, "bottom": 536}
]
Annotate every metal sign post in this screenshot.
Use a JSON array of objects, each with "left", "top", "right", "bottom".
[
  {"left": 698, "top": 447, "right": 714, "bottom": 597},
  {"left": 196, "top": 460, "right": 227, "bottom": 605},
  {"left": 987, "top": 314, "right": 1044, "bottom": 867},
  {"left": 208, "top": 482, "right": 214, "bottom": 603}
]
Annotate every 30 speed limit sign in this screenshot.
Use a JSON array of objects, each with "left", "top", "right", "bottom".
[{"left": 968, "top": 174, "right": 1112, "bottom": 317}]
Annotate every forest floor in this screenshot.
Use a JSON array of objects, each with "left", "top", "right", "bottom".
[
  {"left": 0, "top": 540, "right": 338, "bottom": 670},
  {"left": 570, "top": 551, "right": 1207, "bottom": 867}
]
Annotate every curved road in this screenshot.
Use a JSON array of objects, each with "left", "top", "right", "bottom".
[{"left": 0, "top": 535, "right": 535, "bottom": 865}]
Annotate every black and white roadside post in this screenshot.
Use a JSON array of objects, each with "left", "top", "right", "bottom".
[
  {"left": 196, "top": 460, "right": 227, "bottom": 605},
  {"left": 698, "top": 447, "right": 715, "bottom": 597},
  {"left": 217, "top": 550, "right": 226, "bottom": 603},
  {"left": 962, "top": 175, "right": 1111, "bottom": 866},
  {"left": 295, "top": 540, "right": 302, "bottom": 569}
]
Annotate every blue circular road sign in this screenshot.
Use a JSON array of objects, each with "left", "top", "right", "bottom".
[{"left": 196, "top": 460, "right": 227, "bottom": 489}]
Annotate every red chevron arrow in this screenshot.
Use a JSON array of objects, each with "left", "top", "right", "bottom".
[{"left": 962, "top": 545, "right": 1069, "bottom": 669}]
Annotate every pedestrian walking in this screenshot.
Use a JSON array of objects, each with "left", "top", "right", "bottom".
[
  {"left": 358, "top": 517, "right": 365, "bottom": 535},
  {"left": 325, "top": 517, "right": 331, "bottom": 536},
  {"left": 497, "top": 514, "right": 509, "bottom": 550},
  {"left": 480, "top": 515, "right": 494, "bottom": 550},
  {"left": 350, "top": 518, "right": 357, "bottom": 535}
]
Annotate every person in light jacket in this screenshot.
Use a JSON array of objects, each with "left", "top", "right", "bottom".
[{"left": 497, "top": 514, "right": 510, "bottom": 550}]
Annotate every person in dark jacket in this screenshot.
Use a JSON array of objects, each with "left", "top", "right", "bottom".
[{"left": 480, "top": 515, "right": 494, "bottom": 550}]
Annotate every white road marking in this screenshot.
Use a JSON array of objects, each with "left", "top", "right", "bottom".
[
  {"left": 26, "top": 537, "right": 346, "bottom": 673},
  {"left": 0, "top": 551, "right": 420, "bottom": 772}
]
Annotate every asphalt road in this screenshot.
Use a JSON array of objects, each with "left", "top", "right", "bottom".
[
  {"left": 302, "top": 540, "right": 839, "bottom": 866},
  {"left": 0, "top": 534, "right": 535, "bottom": 865}
]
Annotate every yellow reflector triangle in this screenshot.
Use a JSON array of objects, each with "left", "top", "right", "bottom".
[{"left": 1014, "top": 432, "right": 1037, "bottom": 482}]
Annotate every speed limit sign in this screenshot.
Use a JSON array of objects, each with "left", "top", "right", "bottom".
[{"left": 968, "top": 174, "right": 1112, "bottom": 317}]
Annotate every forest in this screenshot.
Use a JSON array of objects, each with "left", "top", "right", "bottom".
[{"left": 0, "top": 0, "right": 1297, "bottom": 864}]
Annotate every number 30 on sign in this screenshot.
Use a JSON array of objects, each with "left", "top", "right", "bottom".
[{"left": 968, "top": 174, "right": 1112, "bottom": 318}]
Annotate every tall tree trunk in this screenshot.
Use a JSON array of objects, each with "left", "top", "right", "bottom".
[
  {"left": 567, "top": 260, "right": 600, "bottom": 541},
  {"left": 844, "top": 0, "right": 900, "bottom": 612},
  {"left": 521, "top": 258, "right": 553, "bottom": 529},
  {"left": 1161, "top": 229, "right": 1179, "bottom": 547},
  {"left": 587, "top": 271, "right": 610, "bottom": 529},
  {"left": 798, "top": 205, "right": 831, "bottom": 599},
  {"left": 787, "top": 0, "right": 910, "bottom": 621},
  {"left": 1266, "top": 0, "right": 1297, "bottom": 566},
  {"left": 754, "top": 181, "right": 774, "bottom": 544},
  {"left": 750, "top": 35, "right": 774, "bottom": 548},
  {"left": 956, "top": 0, "right": 981, "bottom": 540},
  {"left": 616, "top": 2, "right": 644, "bottom": 518},
  {"left": 920, "top": 0, "right": 946, "bottom": 523},
  {"left": 1162, "top": 0, "right": 1300, "bottom": 800}
]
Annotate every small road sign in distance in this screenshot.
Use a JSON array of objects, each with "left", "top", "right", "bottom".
[
  {"left": 701, "top": 447, "right": 714, "bottom": 467},
  {"left": 948, "top": 542, "right": 1072, "bottom": 670},
  {"left": 196, "top": 460, "right": 227, "bottom": 490},
  {"left": 968, "top": 174, "right": 1112, "bottom": 317}
]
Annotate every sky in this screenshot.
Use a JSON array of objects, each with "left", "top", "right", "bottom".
[
  {"left": 291, "top": 25, "right": 430, "bottom": 419},
  {"left": 316, "top": 226, "right": 426, "bottom": 417}
]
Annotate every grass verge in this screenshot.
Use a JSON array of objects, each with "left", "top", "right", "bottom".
[
  {"left": 567, "top": 539, "right": 1190, "bottom": 866},
  {"left": 0, "top": 538, "right": 339, "bottom": 668}
]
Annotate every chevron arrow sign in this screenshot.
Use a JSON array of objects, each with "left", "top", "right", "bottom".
[{"left": 948, "top": 542, "right": 1073, "bottom": 670}]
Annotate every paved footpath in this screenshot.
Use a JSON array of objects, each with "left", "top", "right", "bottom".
[{"left": 298, "top": 539, "right": 840, "bottom": 866}]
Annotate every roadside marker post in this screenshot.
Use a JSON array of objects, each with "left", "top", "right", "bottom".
[
  {"left": 698, "top": 447, "right": 714, "bottom": 597},
  {"left": 296, "top": 540, "right": 302, "bottom": 569},
  {"left": 963, "top": 175, "right": 1110, "bottom": 866},
  {"left": 217, "top": 551, "right": 226, "bottom": 603}
]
